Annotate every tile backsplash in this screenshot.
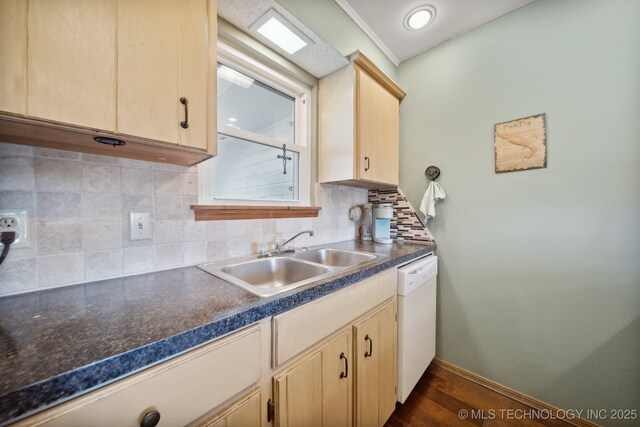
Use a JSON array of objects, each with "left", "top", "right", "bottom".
[
  {"left": 0, "top": 142, "right": 368, "bottom": 296},
  {"left": 368, "top": 187, "right": 434, "bottom": 243}
]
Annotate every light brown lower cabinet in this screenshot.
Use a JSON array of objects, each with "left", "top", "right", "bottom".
[
  {"left": 193, "top": 389, "right": 261, "bottom": 427},
  {"left": 272, "top": 297, "right": 397, "bottom": 427},
  {"left": 354, "top": 299, "right": 397, "bottom": 427},
  {"left": 14, "top": 325, "right": 262, "bottom": 427},
  {"left": 273, "top": 329, "right": 353, "bottom": 427}
]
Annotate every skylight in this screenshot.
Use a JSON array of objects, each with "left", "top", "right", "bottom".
[{"left": 251, "top": 9, "right": 313, "bottom": 56}]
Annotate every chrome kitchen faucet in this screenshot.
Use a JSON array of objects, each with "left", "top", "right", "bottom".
[{"left": 258, "top": 230, "right": 314, "bottom": 258}]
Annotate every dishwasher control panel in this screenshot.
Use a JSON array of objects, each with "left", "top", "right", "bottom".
[{"left": 398, "top": 254, "right": 437, "bottom": 296}]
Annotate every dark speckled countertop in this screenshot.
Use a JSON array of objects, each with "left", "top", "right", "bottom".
[{"left": 0, "top": 240, "right": 434, "bottom": 424}]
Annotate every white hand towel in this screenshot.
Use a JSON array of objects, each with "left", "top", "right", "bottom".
[{"left": 420, "top": 181, "right": 445, "bottom": 220}]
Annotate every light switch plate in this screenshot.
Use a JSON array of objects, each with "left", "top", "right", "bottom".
[{"left": 129, "top": 212, "right": 152, "bottom": 241}]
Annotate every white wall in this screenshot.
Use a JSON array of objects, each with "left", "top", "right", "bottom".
[
  {"left": 0, "top": 142, "right": 367, "bottom": 296},
  {"left": 398, "top": 0, "right": 640, "bottom": 421}
]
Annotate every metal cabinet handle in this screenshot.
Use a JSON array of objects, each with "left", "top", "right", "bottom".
[
  {"left": 140, "top": 410, "right": 161, "bottom": 427},
  {"left": 364, "top": 156, "right": 370, "bottom": 171},
  {"left": 364, "top": 335, "right": 373, "bottom": 357},
  {"left": 340, "top": 352, "right": 348, "bottom": 378},
  {"left": 180, "top": 97, "right": 189, "bottom": 129},
  {"left": 267, "top": 399, "right": 275, "bottom": 422}
]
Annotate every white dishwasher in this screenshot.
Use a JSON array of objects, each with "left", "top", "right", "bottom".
[{"left": 397, "top": 254, "right": 438, "bottom": 403}]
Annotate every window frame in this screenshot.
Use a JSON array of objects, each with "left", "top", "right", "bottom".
[{"left": 198, "top": 41, "right": 311, "bottom": 207}]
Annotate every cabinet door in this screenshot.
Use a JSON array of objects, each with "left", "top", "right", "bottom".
[
  {"left": 355, "top": 312, "right": 380, "bottom": 427},
  {"left": 178, "top": 0, "right": 209, "bottom": 151},
  {"left": 193, "top": 389, "right": 261, "bottom": 427},
  {"left": 273, "top": 329, "right": 352, "bottom": 427},
  {"left": 117, "top": 0, "right": 180, "bottom": 144},
  {"left": 274, "top": 352, "right": 323, "bottom": 427},
  {"left": 225, "top": 391, "right": 261, "bottom": 427},
  {"left": 117, "top": 0, "right": 210, "bottom": 149},
  {"left": 27, "top": 0, "right": 117, "bottom": 130},
  {"left": 356, "top": 68, "right": 400, "bottom": 186},
  {"left": 377, "top": 301, "right": 397, "bottom": 425},
  {"left": 0, "top": 0, "right": 27, "bottom": 115},
  {"left": 322, "top": 331, "right": 352, "bottom": 427},
  {"left": 354, "top": 299, "right": 397, "bottom": 427}
]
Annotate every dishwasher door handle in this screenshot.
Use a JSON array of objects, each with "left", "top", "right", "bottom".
[{"left": 408, "top": 267, "right": 425, "bottom": 275}]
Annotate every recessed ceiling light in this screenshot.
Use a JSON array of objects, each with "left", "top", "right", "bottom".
[
  {"left": 250, "top": 9, "right": 314, "bottom": 56},
  {"left": 404, "top": 5, "right": 436, "bottom": 31}
]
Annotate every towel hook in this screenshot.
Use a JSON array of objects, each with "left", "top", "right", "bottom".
[{"left": 425, "top": 166, "right": 440, "bottom": 181}]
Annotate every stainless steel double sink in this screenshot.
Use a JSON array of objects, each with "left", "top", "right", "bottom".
[{"left": 198, "top": 248, "right": 382, "bottom": 297}]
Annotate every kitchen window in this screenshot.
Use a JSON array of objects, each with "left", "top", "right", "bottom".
[{"left": 198, "top": 42, "right": 310, "bottom": 206}]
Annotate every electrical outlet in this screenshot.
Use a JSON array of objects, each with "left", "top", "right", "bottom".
[
  {"left": 0, "top": 217, "right": 17, "bottom": 228},
  {"left": 0, "top": 210, "right": 29, "bottom": 248}
]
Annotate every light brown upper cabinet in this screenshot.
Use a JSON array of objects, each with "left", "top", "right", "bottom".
[
  {"left": 0, "top": 0, "right": 216, "bottom": 166},
  {"left": 318, "top": 52, "right": 405, "bottom": 189},
  {"left": 0, "top": 0, "right": 27, "bottom": 115},
  {"left": 28, "top": 0, "right": 117, "bottom": 131},
  {"left": 118, "top": 0, "right": 208, "bottom": 151}
]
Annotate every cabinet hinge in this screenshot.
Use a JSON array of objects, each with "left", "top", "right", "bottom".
[{"left": 267, "top": 398, "right": 275, "bottom": 423}]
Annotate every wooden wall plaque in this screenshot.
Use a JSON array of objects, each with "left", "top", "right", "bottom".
[{"left": 494, "top": 113, "right": 547, "bottom": 173}]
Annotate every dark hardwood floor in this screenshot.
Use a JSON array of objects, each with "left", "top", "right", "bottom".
[{"left": 385, "top": 361, "right": 597, "bottom": 427}]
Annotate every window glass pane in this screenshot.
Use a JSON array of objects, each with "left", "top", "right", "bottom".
[
  {"left": 213, "top": 134, "right": 299, "bottom": 200},
  {"left": 217, "top": 63, "right": 295, "bottom": 144}
]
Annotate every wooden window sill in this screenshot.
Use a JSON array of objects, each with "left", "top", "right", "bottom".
[{"left": 191, "top": 205, "right": 321, "bottom": 221}]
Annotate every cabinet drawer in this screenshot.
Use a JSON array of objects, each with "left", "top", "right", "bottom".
[
  {"left": 20, "top": 325, "right": 262, "bottom": 427},
  {"left": 273, "top": 269, "right": 396, "bottom": 367}
]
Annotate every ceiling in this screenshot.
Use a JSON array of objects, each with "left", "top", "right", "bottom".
[
  {"left": 335, "top": 0, "right": 537, "bottom": 64},
  {"left": 218, "top": 0, "right": 348, "bottom": 78}
]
